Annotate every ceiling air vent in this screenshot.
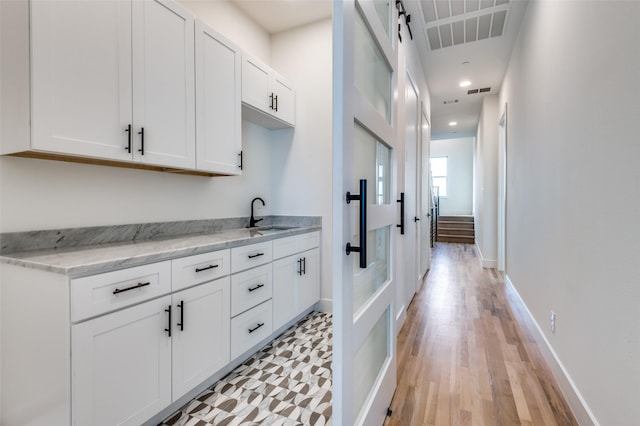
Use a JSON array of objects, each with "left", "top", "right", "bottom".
[
  {"left": 467, "top": 87, "right": 491, "bottom": 95},
  {"left": 423, "top": 0, "right": 510, "bottom": 51},
  {"left": 443, "top": 99, "right": 459, "bottom": 104}
]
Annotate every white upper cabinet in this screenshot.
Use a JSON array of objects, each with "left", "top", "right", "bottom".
[
  {"left": 195, "top": 19, "right": 242, "bottom": 175},
  {"left": 241, "top": 53, "right": 295, "bottom": 129},
  {"left": 132, "top": 0, "right": 195, "bottom": 169},
  {"left": 30, "top": 0, "right": 133, "bottom": 161},
  {"left": 270, "top": 72, "right": 296, "bottom": 127},
  {"left": 28, "top": 0, "right": 195, "bottom": 169}
]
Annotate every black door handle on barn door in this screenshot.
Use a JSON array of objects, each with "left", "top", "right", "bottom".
[
  {"left": 345, "top": 179, "right": 367, "bottom": 269},
  {"left": 397, "top": 192, "right": 405, "bottom": 235}
]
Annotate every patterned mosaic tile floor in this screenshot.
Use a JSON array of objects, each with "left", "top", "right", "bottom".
[{"left": 161, "top": 312, "right": 332, "bottom": 426}]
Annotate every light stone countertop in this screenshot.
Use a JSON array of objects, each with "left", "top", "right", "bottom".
[{"left": 0, "top": 225, "right": 320, "bottom": 277}]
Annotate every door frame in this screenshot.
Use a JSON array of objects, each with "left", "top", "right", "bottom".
[
  {"left": 403, "top": 70, "right": 420, "bottom": 305},
  {"left": 498, "top": 106, "right": 507, "bottom": 272},
  {"left": 420, "top": 104, "right": 431, "bottom": 278}
]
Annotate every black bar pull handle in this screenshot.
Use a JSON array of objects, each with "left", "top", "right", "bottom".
[
  {"left": 113, "top": 281, "right": 150, "bottom": 295},
  {"left": 302, "top": 257, "right": 306, "bottom": 275},
  {"left": 125, "top": 124, "right": 132, "bottom": 153},
  {"left": 248, "top": 252, "right": 264, "bottom": 259},
  {"left": 248, "top": 283, "right": 264, "bottom": 292},
  {"left": 397, "top": 192, "right": 405, "bottom": 235},
  {"left": 177, "top": 301, "right": 184, "bottom": 331},
  {"left": 238, "top": 151, "right": 243, "bottom": 170},
  {"left": 138, "top": 127, "right": 145, "bottom": 155},
  {"left": 297, "top": 258, "right": 302, "bottom": 276},
  {"left": 345, "top": 179, "right": 367, "bottom": 269},
  {"left": 248, "top": 322, "right": 264, "bottom": 334},
  {"left": 274, "top": 95, "right": 278, "bottom": 112},
  {"left": 164, "top": 305, "right": 172, "bottom": 337},
  {"left": 269, "top": 93, "right": 274, "bottom": 110},
  {"left": 195, "top": 264, "right": 219, "bottom": 273}
]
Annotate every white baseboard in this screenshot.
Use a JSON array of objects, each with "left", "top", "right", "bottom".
[
  {"left": 504, "top": 275, "right": 598, "bottom": 426},
  {"left": 316, "top": 298, "right": 332, "bottom": 313},
  {"left": 474, "top": 242, "right": 497, "bottom": 268}
]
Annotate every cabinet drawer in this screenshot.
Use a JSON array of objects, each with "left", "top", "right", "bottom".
[
  {"left": 230, "top": 300, "right": 272, "bottom": 360},
  {"left": 71, "top": 262, "right": 171, "bottom": 322},
  {"left": 172, "top": 249, "right": 230, "bottom": 291},
  {"left": 231, "top": 241, "right": 272, "bottom": 273},
  {"left": 273, "top": 231, "right": 320, "bottom": 259},
  {"left": 231, "top": 264, "right": 272, "bottom": 317}
]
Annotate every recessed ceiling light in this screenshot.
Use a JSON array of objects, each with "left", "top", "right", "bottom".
[
  {"left": 462, "top": 61, "right": 470, "bottom": 65},
  {"left": 459, "top": 80, "right": 472, "bottom": 87},
  {"left": 449, "top": 121, "right": 458, "bottom": 126}
]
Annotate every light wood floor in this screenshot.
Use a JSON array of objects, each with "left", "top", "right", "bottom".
[{"left": 385, "top": 243, "right": 577, "bottom": 426}]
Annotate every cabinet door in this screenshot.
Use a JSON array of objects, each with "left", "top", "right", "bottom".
[
  {"left": 241, "top": 54, "right": 271, "bottom": 115},
  {"left": 271, "top": 73, "right": 296, "bottom": 126},
  {"left": 195, "top": 19, "right": 242, "bottom": 175},
  {"left": 30, "top": 0, "right": 133, "bottom": 161},
  {"left": 298, "top": 248, "right": 320, "bottom": 312},
  {"left": 132, "top": 0, "right": 195, "bottom": 169},
  {"left": 272, "top": 255, "right": 299, "bottom": 330},
  {"left": 72, "top": 296, "right": 172, "bottom": 426},
  {"left": 172, "top": 277, "right": 230, "bottom": 400}
]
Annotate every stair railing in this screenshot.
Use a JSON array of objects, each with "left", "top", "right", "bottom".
[{"left": 430, "top": 185, "right": 439, "bottom": 247}]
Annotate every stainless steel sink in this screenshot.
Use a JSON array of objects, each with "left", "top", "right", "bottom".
[{"left": 255, "top": 226, "right": 296, "bottom": 233}]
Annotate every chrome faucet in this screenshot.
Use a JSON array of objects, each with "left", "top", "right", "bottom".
[{"left": 249, "top": 197, "right": 265, "bottom": 228}]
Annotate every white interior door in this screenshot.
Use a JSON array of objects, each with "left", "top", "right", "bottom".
[
  {"left": 420, "top": 107, "right": 432, "bottom": 275},
  {"left": 333, "top": 1, "right": 398, "bottom": 424},
  {"left": 404, "top": 73, "right": 419, "bottom": 305}
]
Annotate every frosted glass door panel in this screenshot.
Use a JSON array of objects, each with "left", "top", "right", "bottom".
[
  {"left": 353, "top": 227, "right": 390, "bottom": 313},
  {"left": 354, "top": 124, "right": 391, "bottom": 206},
  {"left": 353, "top": 307, "right": 391, "bottom": 421},
  {"left": 374, "top": 0, "right": 391, "bottom": 37},
  {"left": 354, "top": 10, "right": 392, "bottom": 123}
]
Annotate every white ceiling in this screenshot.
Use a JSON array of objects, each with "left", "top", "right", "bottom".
[
  {"left": 405, "top": 0, "right": 528, "bottom": 139},
  {"left": 230, "top": 0, "right": 527, "bottom": 140}
]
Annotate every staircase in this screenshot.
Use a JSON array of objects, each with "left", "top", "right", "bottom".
[{"left": 437, "top": 216, "right": 475, "bottom": 244}]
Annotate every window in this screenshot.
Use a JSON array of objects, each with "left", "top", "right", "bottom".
[{"left": 430, "top": 156, "right": 447, "bottom": 197}]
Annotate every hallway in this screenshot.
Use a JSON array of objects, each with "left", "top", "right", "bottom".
[{"left": 386, "top": 244, "right": 577, "bottom": 426}]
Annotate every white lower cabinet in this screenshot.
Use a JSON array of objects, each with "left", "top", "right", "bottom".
[
  {"left": 72, "top": 296, "right": 173, "bottom": 426},
  {"left": 72, "top": 277, "right": 230, "bottom": 425},
  {"left": 273, "top": 247, "right": 320, "bottom": 331},
  {"left": 171, "top": 277, "right": 230, "bottom": 399},
  {"left": 3, "top": 231, "right": 319, "bottom": 426},
  {"left": 230, "top": 300, "right": 273, "bottom": 360},
  {"left": 298, "top": 248, "right": 320, "bottom": 312}
]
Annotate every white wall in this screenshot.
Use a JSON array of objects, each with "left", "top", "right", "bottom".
[
  {"left": 430, "top": 137, "right": 473, "bottom": 216},
  {"left": 270, "top": 19, "right": 333, "bottom": 310},
  {"left": 474, "top": 95, "right": 498, "bottom": 268},
  {"left": 499, "top": 1, "right": 640, "bottom": 424},
  {"left": 180, "top": 0, "right": 270, "bottom": 63},
  {"left": 0, "top": 1, "right": 275, "bottom": 234}
]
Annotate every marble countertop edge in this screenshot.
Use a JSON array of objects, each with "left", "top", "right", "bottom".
[{"left": 0, "top": 225, "right": 321, "bottom": 277}]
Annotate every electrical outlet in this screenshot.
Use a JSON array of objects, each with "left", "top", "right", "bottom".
[{"left": 550, "top": 310, "right": 556, "bottom": 333}]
